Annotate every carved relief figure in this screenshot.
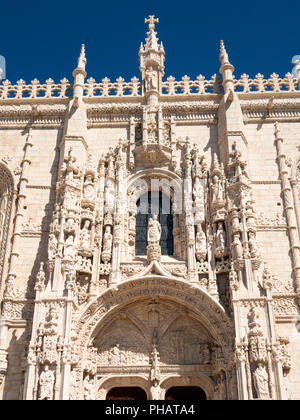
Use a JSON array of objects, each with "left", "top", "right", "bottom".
[{"left": 38, "top": 365, "right": 55, "bottom": 400}]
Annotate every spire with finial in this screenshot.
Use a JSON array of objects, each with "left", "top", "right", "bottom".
[
  {"left": 77, "top": 43, "right": 87, "bottom": 71},
  {"left": 218, "top": 40, "right": 235, "bottom": 95},
  {"left": 72, "top": 44, "right": 87, "bottom": 103},
  {"left": 139, "top": 15, "right": 165, "bottom": 103}
]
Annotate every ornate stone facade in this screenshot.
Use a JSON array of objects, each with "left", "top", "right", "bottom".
[{"left": 0, "top": 16, "right": 300, "bottom": 400}]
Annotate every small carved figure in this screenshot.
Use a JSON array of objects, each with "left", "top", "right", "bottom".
[
  {"left": 248, "top": 231, "right": 260, "bottom": 259},
  {"left": 102, "top": 225, "right": 112, "bottom": 259},
  {"left": 232, "top": 233, "right": 243, "bottom": 259},
  {"left": 145, "top": 66, "right": 158, "bottom": 91},
  {"left": 195, "top": 224, "right": 207, "bottom": 261},
  {"left": 211, "top": 175, "right": 223, "bottom": 202},
  {"left": 64, "top": 234, "right": 76, "bottom": 259},
  {"left": 80, "top": 220, "right": 91, "bottom": 249},
  {"left": 216, "top": 222, "right": 226, "bottom": 249},
  {"left": 150, "top": 381, "right": 161, "bottom": 400},
  {"left": 48, "top": 233, "right": 57, "bottom": 260},
  {"left": 83, "top": 174, "right": 95, "bottom": 201},
  {"left": 38, "top": 365, "right": 55, "bottom": 400}
]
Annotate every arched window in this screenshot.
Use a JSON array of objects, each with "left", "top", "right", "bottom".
[
  {"left": 135, "top": 191, "right": 173, "bottom": 256},
  {"left": 0, "top": 163, "right": 14, "bottom": 288}
]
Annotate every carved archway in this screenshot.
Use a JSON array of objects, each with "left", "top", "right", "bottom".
[
  {"left": 74, "top": 277, "right": 234, "bottom": 399},
  {"left": 0, "top": 163, "right": 14, "bottom": 292}
]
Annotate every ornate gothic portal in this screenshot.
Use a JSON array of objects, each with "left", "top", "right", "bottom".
[{"left": 0, "top": 16, "right": 300, "bottom": 400}]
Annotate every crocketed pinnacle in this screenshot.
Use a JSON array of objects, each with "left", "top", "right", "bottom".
[
  {"left": 219, "top": 40, "right": 230, "bottom": 65},
  {"left": 143, "top": 15, "right": 163, "bottom": 52},
  {"left": 77, "top": 44, "right": 87, "bottom": 71}
]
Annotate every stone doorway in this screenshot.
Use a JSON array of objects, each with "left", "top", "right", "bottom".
[
  {"left": 165, "top": 386, "right": 207, "bottom": 400},
  {"left": 106, "top": 387, "right": 148, "bottom": 400}
]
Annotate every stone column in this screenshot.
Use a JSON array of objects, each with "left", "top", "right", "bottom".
[
  {"left": 6, "top": 130, "right": 32, "bottom": 288},
  {"left": 275, "top": 123, "right": 300, "bottom": 299}
]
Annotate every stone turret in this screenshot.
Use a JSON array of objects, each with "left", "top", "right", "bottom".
[{"left": 139, "top": 15, "right": 165, "bottom": 104}]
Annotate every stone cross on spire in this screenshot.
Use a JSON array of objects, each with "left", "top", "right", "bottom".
[{"left": 145, "top": 15, "right": 159, "bottom": 31}]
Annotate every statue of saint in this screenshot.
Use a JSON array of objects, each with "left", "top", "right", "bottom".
[
  {"left": 150, "top": 381, "right": 161, "bottom": 400},
  {"left": 211, "top": 175, "right": 223, "bottom": 202},
  {"left": 195, "top": 224, "right": 207, "bottom": 261},
  {"left": 248, "top": 231, "right": 260, "bottom": 258},
  {"left": 216, "top": 222, "right": 226, "bottom": 249},
  {"left": 38, "top": 365, "right": 55, "bottom": 400},
  {"left": 64, "top": 234, "right": 75, "bottom": 259},
  {"left": 80, "top": 220, "right": 91, "bottom": 249},
  {"left": 147, "top": 215, "right": 161, "bottom": 244},
  {"left": 102, "top": 226, "right": 113, "bottom": 252},
  {"left": 48, "top": 233, "right": 57, "bottom": 260},
  {"left": 232, "top": 233, "right": 243, "bottom": 259},
  {"left": 145, "top": 67, "right": 158, "bottom": 91},
  {"left": 253, "top": 364, "right": 270, "bottom": 400},
  {"left": 83, "top": 174, "right": 95, "bottom": 201}
]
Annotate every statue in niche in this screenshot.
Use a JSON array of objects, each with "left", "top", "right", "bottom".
[
  {"left": 64, "top": 234, "right": 76, "bottom": 259},
  {"left": 48, "top": 233, "right": 57, "bottom": 260},
  {"left": 248, "top": 231, "right": 260, "bottom": 259},
  {"left": 80, "top": 220, "right": 91, "bottom": 249},
  {"left": 231, "top": 233, "right": 243, "bottom": 259},
  {"left": 211, "top": 175, "right": 224, "bottom": 202},
  {"left": 44, "top": 305, "right": 58, "bottom": 336},
  {"left": 38, "top": 365, "right": 55, "bottom": 400},
  {"left": 147, "top": 215, "right": 161, "bottom": 245},
  {"left": 83, "top": 174, "right": 95, "bottom": 201},
  {"left": 102, "top": 226, "right": 112, "bottom": 263},
  {"left": 216, "top": 222, "right": 226, "bottom": 249},
  {"left": 104, "top": 184, "right": 115, "bottom": 213},
  {"left": 195, "top": 224, "right": 207, "bottom": 261},
  {"left": 145, "top": 66, "right": 158, "bottom": 91},
  {"left": 128, "top": 213, "right": 136, "bottom": 231},
  {"left": 193, "top": 177, "right": 204, "bottom": 201},
  {"left": 63, "top": 147, "right": 79, "bottom": 182},
  {"left": 253, "top": 364, "right": 270, "bottom": 400}
]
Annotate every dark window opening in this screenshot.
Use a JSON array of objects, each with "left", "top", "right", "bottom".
[{"left": 135, "top": 191, "right": 173, "bottom": 256}]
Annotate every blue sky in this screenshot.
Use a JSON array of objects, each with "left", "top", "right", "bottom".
[{"left": 0, "top": 0, "right": 299, "bottom": 84}]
